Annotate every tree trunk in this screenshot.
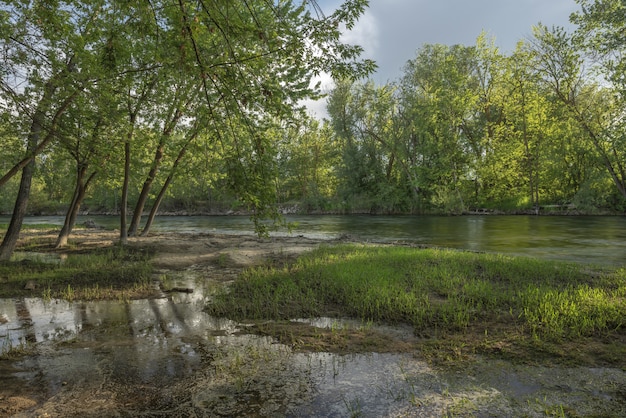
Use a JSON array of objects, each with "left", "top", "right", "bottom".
[
  {"left": 56, "top": 168, "right": 97, "bottom": 248},
  {"left": 0, "top": 158, "right": 35, "bottom": 261},
  {"left": 127, "top": 142, "right": 165, "bottom": 236},
  {"left": 140, "top": 175, "right": 172, "bottom": 237},
  {"left": 128, "top": 108, "right": 183, "bottom": 236},
  {"left": 140, "top": 140, "right": 192, "bottom": 236},
  {"left": 0, "top": 106, "right": 45, "bottom": 261},
  {"left": 0, "top": 88, "right": 78, "bottom": 189},
  {"left": 120, "top": 141, "right": 131, "bottom": 245}
]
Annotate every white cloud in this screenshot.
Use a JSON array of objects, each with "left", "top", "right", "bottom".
[
  {"left": 303, "top": 71, "right": 334, "bottom": 120},
  {"left": 303, "top": 5, "right": 380, "bottom": 119},
  {"left": 340, "top": 9, "right": 379, "bottom": 61}
]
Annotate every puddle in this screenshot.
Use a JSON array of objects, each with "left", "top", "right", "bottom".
[{"left": 1, "top": 269, "right": 625, "bottom": 417}]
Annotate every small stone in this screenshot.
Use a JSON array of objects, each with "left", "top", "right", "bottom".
[{"left": 24, "top": 280, "right": 37, "bottom": 290}]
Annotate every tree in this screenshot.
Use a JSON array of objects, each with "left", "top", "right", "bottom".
[
  {"left": 161, "top": 0, "right": 375, "bottom": 225},
  {"left": 53, "top": 86, "right": 121, "bottom": 247},
  {"left": 327, "top": 80, "right": 402, "bottom": 212},
  {"left": 276, "top": 118, "right": 340, "bottom": 210},
  {"left": 0, "top": 0, "right": 111, "bottom": 260},
  {"left": 503, "top": 43, "right": 546, "bottom": 210},
  {"left": 396, "top": 44, "right": 480, "bottom": 213},
  {"left": 530, "top": 23, "right": 626, "bottom": 203},
  {"left": 0, "top": 0, "right": 375, "bottom": 257}
]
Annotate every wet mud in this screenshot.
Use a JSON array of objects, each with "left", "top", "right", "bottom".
[{"left": 1, "top": 232, "right": 625, "bottom": 417}]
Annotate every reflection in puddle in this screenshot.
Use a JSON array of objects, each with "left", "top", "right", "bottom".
[{"left": 1, "top": 272, "right": 625, "bottom": 416}]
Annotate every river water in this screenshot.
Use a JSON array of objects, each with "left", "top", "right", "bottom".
[
  {"left": 1, "top": 215, "right": 625, "bottom": 416},
  {"left": 10, "top": 214, "right": 626, "bottom": 266}
]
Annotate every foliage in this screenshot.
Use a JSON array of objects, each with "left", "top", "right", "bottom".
[
  {"left": 0, "top": 0, "right": 376, "bottom": 254},
  {"left": 321, "top": 26, "right": 624, "bottom": 214}
]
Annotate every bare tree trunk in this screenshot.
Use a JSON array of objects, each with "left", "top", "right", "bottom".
[
  {"left": 140, "top": 175, "right": 172, "bottom": 237},
  {"left": 120, "top": 77, "right": 159, "bottom": 244},
  {"left": 140, "top": 131, "right": 196, "bottom": 236},
  {"left": 56, "top": 168, "right": 97, "bottom": 248},
  {"left": 0, "top": 158, "right": 35, "bottom": 261},
  {"left": 128, "top": 108, "right": 183, "bottom": 236},
  {"left": 0, "top": 109, "right": 43, "bottom": 261},
  {"left": 127, "top": 142, "right": 165, "bottom": 236}
]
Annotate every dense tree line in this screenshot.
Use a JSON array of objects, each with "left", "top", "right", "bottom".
[
  {"left": 1, "top": 0, "right": 625, "bottom": 260},
  {"left": 285, "top": 1, "right": 626, "bottom": 215}
]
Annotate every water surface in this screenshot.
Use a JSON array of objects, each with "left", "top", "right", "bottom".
[{"left": 7, "top": 214, "right": 625, "bottom": 266}]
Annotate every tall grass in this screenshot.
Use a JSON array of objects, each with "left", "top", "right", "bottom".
[{"left": 207, "top": 244, "right": 626, "bottom": 341}]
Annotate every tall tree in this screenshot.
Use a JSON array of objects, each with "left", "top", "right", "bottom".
[
  {"left": 163, "top": 0, "right": 375, "bottom": 226},
  {"left": 1, "top": 0, "right": 375, "bottom": 255},
  {"left": 396, "top": 44, "right": 480, "bottom": 213},
  {"left": 0, "top": 0, "right": 110, "bottom": 260},
  {"left": 530, "top": 23, "right": 626, "bottom": 202}
]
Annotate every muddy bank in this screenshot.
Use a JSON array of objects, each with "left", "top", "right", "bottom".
[
  {"left": 2, "top": 305, "right": 625, "bottom": 417},
  {"left": 1, "top": 230, "right": 625, "bottom": 416}
]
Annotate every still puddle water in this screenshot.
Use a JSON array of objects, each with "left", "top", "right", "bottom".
[{"left": 1, "top": 273, "right": 625, "bottom": 416}]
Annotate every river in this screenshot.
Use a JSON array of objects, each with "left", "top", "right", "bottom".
[{"left": 8, "top": 213, "right": 626, "bottom": 266}]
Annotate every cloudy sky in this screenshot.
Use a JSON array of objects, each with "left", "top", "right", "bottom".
[{"left": 306, "top": 0, "right": 581, "bottom": 117}]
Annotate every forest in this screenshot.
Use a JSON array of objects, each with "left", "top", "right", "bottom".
[{"left": 1, "top": 0, "right": 626, "bottom": 259}]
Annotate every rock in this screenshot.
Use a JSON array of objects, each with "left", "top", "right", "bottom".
[
  {"left": 24, "top": 280, "right": 37, "bottom": 290},
  {"left": 82, "top": 219, "right": 99, "bottom": 229},
  {"left": 166, "top": 287, "right": 194, "bottom": 293}
]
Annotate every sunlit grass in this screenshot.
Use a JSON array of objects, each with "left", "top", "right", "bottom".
[{"left": 207, "top": 244, "right": 626, "bottom": 343}]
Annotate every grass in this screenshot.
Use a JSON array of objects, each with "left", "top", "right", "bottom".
[
  {"left": 0, "top": 245, "right": 154, "bottom": 300},
  {"left": 207, "top": 244, "right": 626, "bottom": 366},
  {"left": 0, "top": 335, "right": 37, "bottom": 360}
]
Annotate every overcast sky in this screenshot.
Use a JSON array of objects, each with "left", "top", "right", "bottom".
[{"left": 306, "top": 0, "right": 580, "bottom": 117}]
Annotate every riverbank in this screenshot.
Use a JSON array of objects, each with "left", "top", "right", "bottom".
[
  {"left": 1, "top": 229, "right": 625, "bottom": 416},
  {"left": 3, "top": 200, "right": 624, "bottom": 218},
  {"left": 2, "top": 228, "right": 625, "bottom": 368}
]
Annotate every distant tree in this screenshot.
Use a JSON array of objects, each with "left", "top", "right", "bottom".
[
  {"left": 530, "top": 23, "right": 626, "bottom": 203},
  {"left": 276, "top": 119, "right": 339, "bottom": 210},
  {"left": 327, "top": 80, "right": 401, "bottom": 212},
  {"left": 396, "top": 44, "right": 480, "bottom": 213}
]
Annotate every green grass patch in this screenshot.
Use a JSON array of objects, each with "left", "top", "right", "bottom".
[
  {"left": 207, "top": 244, "right": 626, "bottom": 365},
  {"left": 0, "top": 245, "right": 154, "bottom": 300}
]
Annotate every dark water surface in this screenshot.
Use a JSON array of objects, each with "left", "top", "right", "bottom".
[{"left": 9, "top": 214, "right": 626, "bottom": 266}]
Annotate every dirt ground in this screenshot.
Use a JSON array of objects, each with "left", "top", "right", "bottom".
[{"left": 46, "top": 229, "right": 327, "bottom": 270}]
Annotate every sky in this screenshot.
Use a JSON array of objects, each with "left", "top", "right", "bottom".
[{"left": 306, "top": 0, "right": 581, "bottom": 117}]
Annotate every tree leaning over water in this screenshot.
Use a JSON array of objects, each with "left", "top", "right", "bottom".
[{"left": 0, "top": 0, "right": 375, "bottom": 257}]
